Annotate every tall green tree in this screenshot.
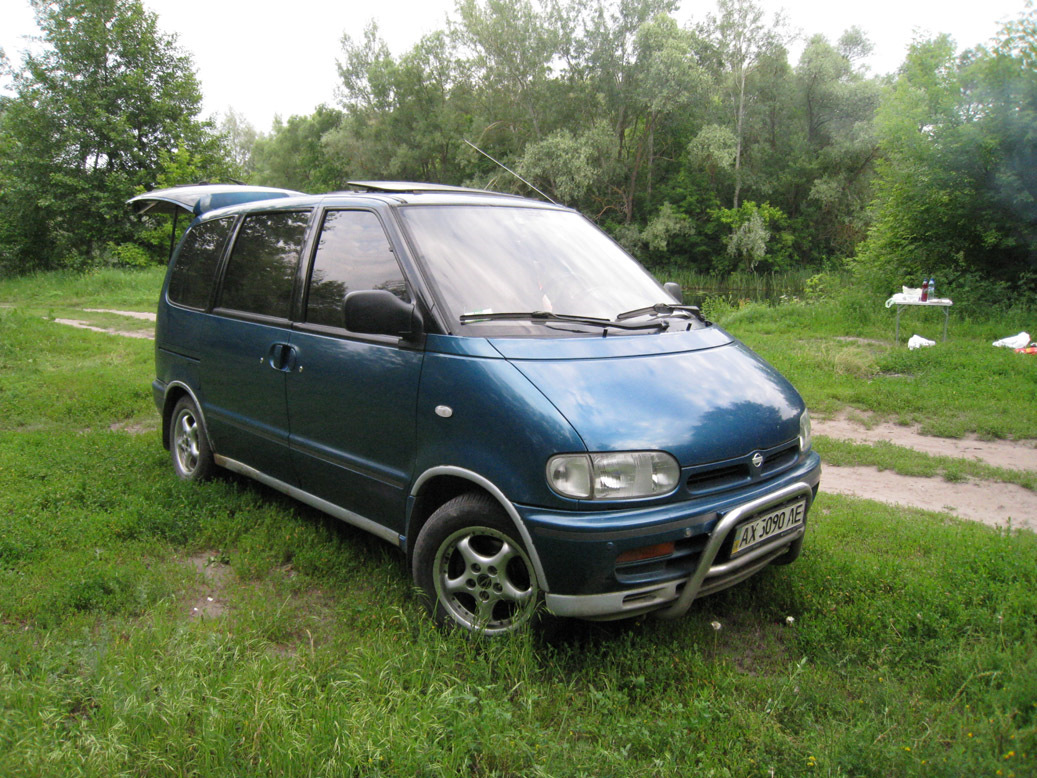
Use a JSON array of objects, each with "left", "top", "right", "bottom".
[
  {"left": 251, "top": 0, "right": 888, "bottom": 275},
  {"left": 329, "top": 25, "right": 474, "bottom": 183},
  {"left": 454, "top": 0, "right": 564, "bottom": 145},
  {"left": 858, "top": 10, "right": 1037, "bottom": 300},
  {"left": 219, "top": 109, "right": 259, "bottom": 182},
  {"left": 0, "top": 0, "right": 224, "bottom": 271},
  {"left": 252, "top": 106, "right": 347, "bottom": 192},
  {"left": 706, "top": 0, "right": 789, "bottom": 208}
]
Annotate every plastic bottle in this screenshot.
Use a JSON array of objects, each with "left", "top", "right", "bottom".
[
  {"left": 921, "top": 277, "right": 929, "bottom": 302},
  {"left": 929, "top": 276, "right": 935, "bottom": 301}
]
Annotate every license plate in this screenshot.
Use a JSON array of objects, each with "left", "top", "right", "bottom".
[{"left": 730, "top": 500, "right": 806, "bottom": 557}]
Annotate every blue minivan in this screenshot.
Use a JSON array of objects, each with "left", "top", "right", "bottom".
[{"left": 130, "top": 182, "right": 821, "bottom": 635}]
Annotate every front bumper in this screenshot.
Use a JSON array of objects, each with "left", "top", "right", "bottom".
[{"left": 521, "top": 453, "right": 821, "bottom": 620}]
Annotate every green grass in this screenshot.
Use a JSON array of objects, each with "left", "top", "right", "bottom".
[
  {"left": 1, "top": 268, "right": 1035, "bottom": 776},
  {"left": 0, "top": 309, "right": 157, "bottom": 431},
  {"left": 0, "top": 265, "right": 165, "bottom": 309},
  {"left": 815, "top": 437, "right": 1037, "bottom": 491},
  {"left": 708, "top": 296, "right": 1037, "bottom": 440}
]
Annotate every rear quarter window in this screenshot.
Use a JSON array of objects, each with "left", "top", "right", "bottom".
[{"left": 167, "top": 218, "right": 233, "bottom": 309}]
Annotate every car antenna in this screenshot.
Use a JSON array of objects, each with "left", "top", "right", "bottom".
[{"left": 462, "top": 139, "right": 559, "bottom": 205}]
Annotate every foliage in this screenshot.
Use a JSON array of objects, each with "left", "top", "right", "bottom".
[
  {"left": 103, "top": 241, "right": 151, "bottom": 268},
  {"left": 857, "top": 11, "right": 1037, "bottom": 300},
  {"left": 0, "top": 0, "right": 228, "bottom": 273},
  {"left": 252, "top": 105, "right": 347, "bottom": 192},
  {"left": 218, "top": 109, "right": 259, "bottom": 181},
  {"left": 3, "top": 0, "right": 1035, "bottom": 311},
  {"left": 236, "top": 0, "right": 884, "bottom": 275},
  {"left": 711, "top": 200, "right": 794, "bottom": 273},
  {"left": 704, "top": 0, "right": 791, "bottom": 209}
]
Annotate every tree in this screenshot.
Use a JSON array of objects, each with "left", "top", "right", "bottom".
[
  {"left": 219, "top": 109, "right": 259, "bottom": 182},
  {"left": 713, "top": 200, "right": 793, "bottom": 273},
  {"left": 0, "top": 0, "right": 224, "bottom": 271},
  {"left": 706, "top": 0, "right": 789, "bottom": 208},
  {"left": 329, "top": 26, "right": 474, "bottom": 183},
  {"left": 252, "top": 106, "right": 347, "bottom": 192},
  {"left": 857, "top": 9, "right": 1037, "bottom": 301},
  {"left": 517, "top": 122, "right": 619, "bottom": 206},
  {"left": 454, "top": 0, "right": 564, "bottom": 143}
]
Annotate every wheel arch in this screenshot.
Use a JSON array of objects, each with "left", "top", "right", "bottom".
[
  {"left": 407, "top": 467, "right": 550, "bottom": 593},
  {"left": 160, "top": 382, "right": 211, "bottom": 453}
]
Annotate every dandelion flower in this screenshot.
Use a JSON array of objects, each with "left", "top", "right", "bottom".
[
  {"left": 711, "top": 620, "right": 722, "bottom": 631},
  {"left": 786, "top": 616, "right": 795, "bottom": 625}
]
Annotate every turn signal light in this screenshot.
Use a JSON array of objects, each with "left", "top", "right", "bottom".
[{"left": 616, "top": 541, "right": 675, "bottom": 564}]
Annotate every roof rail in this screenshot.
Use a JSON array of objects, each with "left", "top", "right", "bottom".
[{"left": 344, "top": 180, "right": 516, "bottom": 197}]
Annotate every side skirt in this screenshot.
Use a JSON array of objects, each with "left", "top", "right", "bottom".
[{"left": 214, "top": 454, "right": 403, "bottom": 547}]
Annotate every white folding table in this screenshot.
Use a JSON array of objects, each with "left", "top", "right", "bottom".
[{"left": 891, "top": 299, "right": 952, "bottom": 344}]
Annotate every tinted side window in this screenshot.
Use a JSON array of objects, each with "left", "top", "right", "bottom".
[
  {"left": 168, "top": 218, "right": 233, "bottom": 309},
  {"left": 219, "top": 211, "right": 310, "bottom": 318},
  {"left": 305, "top": 210, "right": 410, "bottom": 328}
]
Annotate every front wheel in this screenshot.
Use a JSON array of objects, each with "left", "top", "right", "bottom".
[{"left": 412, "top": 493, "right": 540, "bottom": 635}]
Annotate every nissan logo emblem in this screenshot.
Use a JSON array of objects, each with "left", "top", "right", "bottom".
[{"left": 751, "top": 452, "right": 764, "bottom": 469}]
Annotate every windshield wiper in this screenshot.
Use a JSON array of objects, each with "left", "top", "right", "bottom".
[
  {"left": 459, "top": 310, "right": 668, "bottom": 331},
  {"left": 615, "top": 302, "right": 708, "bottom": 323}
]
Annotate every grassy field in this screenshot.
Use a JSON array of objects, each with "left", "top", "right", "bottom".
[{"left": 0, "top": 269, "right": 1035, "bottom": 777}]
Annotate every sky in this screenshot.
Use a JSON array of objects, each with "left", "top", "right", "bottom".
[{"left": 0, "top": 0, "right": 1031, "bottom": 132}]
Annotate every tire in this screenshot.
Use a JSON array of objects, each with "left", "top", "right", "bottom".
[
  {"left": 412, "top": 493, "right": 540, "bottom": 635},
  {"left": 170, "top": 396, "right": 214, "bottom": 481}
]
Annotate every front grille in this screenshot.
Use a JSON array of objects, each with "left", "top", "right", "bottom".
[
  {"left": 685, "top": 463, "right": 750, "bottom": 494},
  {"left": 685, "top": 439, "right": 801, "bottom": 497},
  {"left": 759, "top": 441, "right": 799, "bottom": 476}
]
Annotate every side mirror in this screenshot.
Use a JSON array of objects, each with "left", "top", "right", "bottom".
[
  {"left": 344, "top": 290, "right": 423, "bottom": 339},
  {"left": 664, "top": 281, "right": 683, "bottom": 304}
]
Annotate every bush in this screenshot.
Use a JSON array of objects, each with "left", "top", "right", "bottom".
[{"left": 104, "top": 242, "right": 154, "bottom": 268}]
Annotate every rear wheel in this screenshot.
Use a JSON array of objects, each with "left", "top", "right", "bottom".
[
  {"left": 170, "top": 396, "right": 214, "bottom": 481},
  {"left": 412, "top": 493, "right": 540, "bottom": 635}
]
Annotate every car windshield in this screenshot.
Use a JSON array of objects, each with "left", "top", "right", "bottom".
[{"left": 398, "top": 204, "right": 671, "bottom": 332}]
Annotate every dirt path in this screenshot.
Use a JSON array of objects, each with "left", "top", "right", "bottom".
[
  {"left": 84, "top": 308, "right": 157, "bottom": 321},
  {"left": 821, "top": 465, "right": 1037, "bottom": 532},
  {"left": 813, "top": 416, "right": 1037, "bottom": 473},
  {"left": 815, "top": 415, "right": 1037, "bottom": 531},
  {"left": 50, "top": 308, "right": 155, "bottom": 339},
  {"left": 53, "top": 318, "right": 154, "bottom": 339}
]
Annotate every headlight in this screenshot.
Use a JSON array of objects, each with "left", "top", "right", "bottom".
[
  {"left": 547, "top": 451, "right": 681, "bottom": 500},
  {"left": 799, "top": 410, "right": 812, "bottom": 452}
]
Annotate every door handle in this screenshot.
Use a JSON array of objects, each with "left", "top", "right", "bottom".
[{"left": 265, "top": 342, "right": 298, "bottom": 372}]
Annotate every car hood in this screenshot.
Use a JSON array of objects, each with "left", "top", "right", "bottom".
[{"left": 491, "top": 329, "right": 804, "bottom": 465}]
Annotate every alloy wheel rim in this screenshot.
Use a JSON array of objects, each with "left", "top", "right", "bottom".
[
  {"left": 433, "top": 525, "right": 537, "bottom": 633},
  {"left": 174, "top": 409, "right": 200, "bottom": 474}
]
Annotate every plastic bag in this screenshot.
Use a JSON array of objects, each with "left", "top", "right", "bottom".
[
  {"left": 908, "top": 334, "right": 935, "bottom": 350},
  {"left": 992, "top": 332, "right": 1030, "bottom": 348}
]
